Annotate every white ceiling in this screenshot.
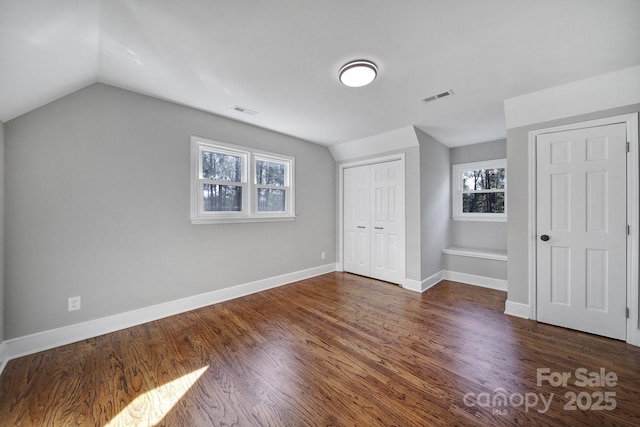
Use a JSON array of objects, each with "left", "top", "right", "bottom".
[{"left": 1, "top": 0, "right": 639, "bottom": 147}]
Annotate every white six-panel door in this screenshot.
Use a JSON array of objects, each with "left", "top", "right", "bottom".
[
  {"left": 370, "top": 161, "right": 406, "bottom": 283},
  {"left": 536, "top": 123, "right": 627, "bottom": 340},
  {"left": 343, "top": 160, "right": 405, "bottom": 285},
  {"left": 343, "top": 165, "right": 370, "bottom": 277}
]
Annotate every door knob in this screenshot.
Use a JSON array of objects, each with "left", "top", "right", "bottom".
[{"left": 540, "top": 234, "right": 550, "bottom": 241}]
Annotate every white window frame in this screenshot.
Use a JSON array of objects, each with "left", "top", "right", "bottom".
[
  {"left": 452, "top": 159, "right": 507, "bottom": 222},
  {"left": 253, "top": 153, "right": 292, "bottom": 217},
  {"left": 191, "top": 136, "right": 295, "bottom": 224}
]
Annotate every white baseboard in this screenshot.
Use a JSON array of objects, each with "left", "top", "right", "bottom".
[
  {"left": 442, "top": 270, "right": 507, "bottom": 292},
  {"left": 403, "top": 271, "right": 443, "bottom": 293},
  {"left": 422, "top": 271, "right": 444, "bottom": 292},
  {"left": 1, "top": 263, "right": 337, "bottom": 365},
  {"left": 402, "top": 278, "right": 422, "bottom": 292},
  {"left": 627, "top": 325, "right": 640, "bottom": 347},
  {"left": 405, "top": 270, "right": 506, "bottom": 294},
  {"left": 504, "top": 300, "right": 531, "bottom": 319}
]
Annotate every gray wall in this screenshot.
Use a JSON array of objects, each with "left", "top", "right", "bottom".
[
  {"left": 507, "top": 104, "right": 640, "bottom": 304},
  {"left": 442, "top": 256, "right": 507, "bottom": 281},
  {"left": 442, "top": 139, "right": 507, "bottom": 281},
  {"left": 416, "top": 129, "right": 450, "bottom": 280},
  {"left": 5, "top": 83, "right": 336, "bottom": 339},
  {"left": 0, "top": 120, "right": 4, "bottom": 343},
  {"left": 406, "top": 145, "right": 422, "bottom": 282},
  {"left": 449, "top": 139, "right": 507, "bottom": 251}
]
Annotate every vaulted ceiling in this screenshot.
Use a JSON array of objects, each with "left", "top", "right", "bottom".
[{"left": 1, "top": 0, "right": 639, "bottom": 147}]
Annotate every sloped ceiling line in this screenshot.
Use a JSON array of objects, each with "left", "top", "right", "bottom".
[{"left": 1, "top": 0, "right": 639, "bottom": 147}]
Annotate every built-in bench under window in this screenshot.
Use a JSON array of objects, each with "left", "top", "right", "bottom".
[{"left": 442, "top": 247, "right": 507, "bottom": 262}]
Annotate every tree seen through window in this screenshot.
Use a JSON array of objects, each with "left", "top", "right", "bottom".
[
  {"left": 256, "top": 160, "right": 286, "bottom": 212},
  {"left": 461, "top": 168, "right": 506, "bottom": 214},
  {"left": 201, "top": 152, "right": 242, "bottom": 211}
]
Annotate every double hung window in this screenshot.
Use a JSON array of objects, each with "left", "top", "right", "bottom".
[
  {"left": 452, "top": 159, "right": 506, "bottom": 221},
  {"left": 191, "top": 136, "right": 294, "bottom": 223}
]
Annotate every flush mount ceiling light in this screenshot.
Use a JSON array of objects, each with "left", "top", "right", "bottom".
[{"left": 339, "top": 60, "right": 378, "bottom": 87}]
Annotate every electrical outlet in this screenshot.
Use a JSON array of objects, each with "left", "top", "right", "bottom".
[
  {"left": 321, "top": 252, "right": 326, "bottom": 260},
  {"left": 68, "top": 296, "right": 81, "bottom": 312}
]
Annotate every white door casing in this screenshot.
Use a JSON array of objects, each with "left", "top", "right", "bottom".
[
  {"left": 536, "top": 123, "right": 627, "bottom": 340},
  {"left": 343, "top": 159, "right": 406, "bottom": 285}
]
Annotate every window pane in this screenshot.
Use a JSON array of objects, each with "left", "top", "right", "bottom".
[
  {"left": 462, "top": 192, "right": 505, "bottom": 213},
  {"left": 203, "top": 184, "right": 242, "bottom": 211},
  {"left": 256, "top": 160, "right": 285, "bottom": 186},
  {"left": 202, "top": 151, "right": 242, "bottom": 182},
  {"left": 462, "top": 168, "right": 505, "bottom": 191},
  {"left": 257, "top": 188, "right": 286, "bottom": 212}
]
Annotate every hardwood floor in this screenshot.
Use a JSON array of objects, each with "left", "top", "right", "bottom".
[{"left": 1, "top": 272, "right": 640, "bottom": 426}]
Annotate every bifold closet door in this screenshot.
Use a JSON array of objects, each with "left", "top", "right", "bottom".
[
  {"left": 343, "top": 165, "right": 370, "bottom": 276},
  {"left": 369, "top": 161, "right": 405, "bottom": 284},
  {"left": 343, "top": 160, "right": 405, "bottom": 285}
]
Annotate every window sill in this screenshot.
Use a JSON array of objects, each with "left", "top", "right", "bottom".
[
  {"left": 452, "top": 216, "right": 507, "bottom": 222},
  {"left": 191, "top": 216, "right": 296, "bottom": 225}
]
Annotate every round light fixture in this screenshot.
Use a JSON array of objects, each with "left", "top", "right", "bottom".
[{"left": 339, "top": 60, "right": 377, "bottom": 87}]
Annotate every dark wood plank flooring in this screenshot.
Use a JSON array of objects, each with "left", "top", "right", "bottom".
[{"left": 1, "top": 272, "right": 640, "bottom": 426}]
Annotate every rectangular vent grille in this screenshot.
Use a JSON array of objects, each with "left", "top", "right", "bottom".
[
  {"left": 422, "top": 89, "right": 454, "bottom": 104},
  {"left": 232, "top": 105, "right": 258, "bottom": 115}
]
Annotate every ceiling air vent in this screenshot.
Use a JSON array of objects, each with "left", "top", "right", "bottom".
[
  {"left": 422, "top": 89, "right": 454, "bottom": 104},
  {"left": 232, "top": 105, "right": 258, "bottom": 115}
]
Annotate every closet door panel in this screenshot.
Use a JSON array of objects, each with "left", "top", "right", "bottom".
[
  {"left": 343, "top": 165, "right": 370, "bottom": 276},
  {"left": 369, "top": 161, "right": 405, "bottom": 284},
  {"left": 343, "top": 159, "right": 405, "bottom": 285}
]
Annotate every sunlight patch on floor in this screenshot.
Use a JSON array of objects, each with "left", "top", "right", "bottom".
[{"left": 105, "top": 366, "right": 209, "bottom": 427}]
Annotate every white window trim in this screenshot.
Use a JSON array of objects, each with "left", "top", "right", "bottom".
[
  {"left": 452, "top": 158, "right": 507, "bottom": 222},
  {"left": 191, "top": 136, "right": 295, "bottom": 224},
  {"left": 253, "top": 153, "right": 292, "bottom": 217}
]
